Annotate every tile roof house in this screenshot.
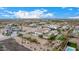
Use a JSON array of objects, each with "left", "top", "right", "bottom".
[
  {"left": 61, "top": 25, "right": 71, "bottom": 30},
  {"left": 75, "top": 25, "right": 79, "bottom": 30},
  {"left": 48, "top": 25, "right": 60, "bottom": 30}
]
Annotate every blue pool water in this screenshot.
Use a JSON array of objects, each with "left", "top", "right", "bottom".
[{"left": 65, "top": 46, "right": 76, "bottom": 51}]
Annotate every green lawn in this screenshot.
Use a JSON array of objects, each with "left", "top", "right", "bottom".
[
  {"left": 67, "top": 42, "right": 77, "bottom": 48},
  {"left": 55, "top": 34, "right": 65, "bottom": 41}
]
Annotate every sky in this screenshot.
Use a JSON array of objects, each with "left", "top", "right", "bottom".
[{"left": 0, "top": 7, "right": 79, "bottom": 19}]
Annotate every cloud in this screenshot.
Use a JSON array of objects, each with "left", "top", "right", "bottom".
[
  {"left": 5, "top": 10, "right": 15, "bottom": 15},
  {"left": 0, "top": 7, "right": 15, "bottom": 15},
  {"left": 15, "top": 9, "right": 54, "bottom": 18},
  {"left": 0, "top": 8, "right": 16, "bottom": 18},
  {"left": 0, "top": 8, "right": 54, "bottom": 19},
  {"left": 69, "top": 16, "right": 79, "bottom": 19},
  {"left": 44, "top": 13, "right": 53, "bottom": 17}
]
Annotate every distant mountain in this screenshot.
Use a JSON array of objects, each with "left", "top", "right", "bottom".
[{"left": 0, "top": 18, "right": 79, "bottom": 21}]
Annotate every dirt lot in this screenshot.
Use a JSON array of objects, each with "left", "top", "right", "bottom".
[{"left": 0, "top": 38, "right": 31, "bottom": 51}]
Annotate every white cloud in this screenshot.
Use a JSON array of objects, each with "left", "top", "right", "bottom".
[
  {"left": 0, "top": 7, "right": 16, "bottom": 18},
  {"left": 15, "top": 9, "right": 54, "bottom": 18},
  {"left": 0, "top": 8, "right": 15, "bottom": 18},
  {"left": 69, "top": 16, "right": 79, "bottom": 19},
  {"left": 45, "top": 13, "right": 53, "bottom": 17},
  {"left": 0, "top": 8, "right": 54, "bottom": 19},
  {"left": 0, "top": 7, "right": 15, "bottom": 15},
  {"left": 5, "top": 10, "right": 15, "bottom": 14},
  {"left": 15, "top": 10, "right": 29, "bottom": 18}
]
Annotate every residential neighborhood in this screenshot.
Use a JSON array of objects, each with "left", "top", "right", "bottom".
[{"left": 0, "top": 19, "right": 79, "bottom": 51}]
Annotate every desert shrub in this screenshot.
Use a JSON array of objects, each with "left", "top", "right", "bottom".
[
  {"left": 27, "top": 42, "right": 29, "bottom": 44},
  {"left": 30, "top": 39, "right": 40, "bottom": 44},
  {"left": 0, "top": 44, "right": 3, "bottom": 48},
  {"left": 34, "top": 48, "right": 36, "bottom": 50},
  {"left": 26, "top": 37, "right": 31, "bottom": 40},
  {"left": 30, "top": 39, "right": 37, "bottom": 43},
  {"left": 38, "top": 34, "right": 43, "bottom": 38},
  {"left": 18, "top": 33, "right": 23, "bottom": 37},
  {"left": 48, "top": 34, "right": 56, "bottom": 40},
  {"left": 12, "top": 24, "right": 17, "bottom": 26},
  {"left": 47, "top": 49, "right": 50, "bottom": 51},
  {"left": 6, "top": 32, "right": 12, "bottom": 36},
  {"left": 57, "top": 29, "right": 61, "bottom": 33},
  {"left": 40, "top": 47, "right": 42, "bottom": 49},
  {"left": 2, "top": 32, "right": 4, "bottom": 35}
]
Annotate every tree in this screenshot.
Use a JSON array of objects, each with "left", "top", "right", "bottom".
[
  {"left": 38, "top": 34, "right": 43, "bottom": 38},
  {"left": 48, "top": 34, "right": 56, "bottom": 40}
]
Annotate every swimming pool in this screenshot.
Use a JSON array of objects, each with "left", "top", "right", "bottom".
[{"left": 65, "top": 46, "right": 76, "bottom": 51}]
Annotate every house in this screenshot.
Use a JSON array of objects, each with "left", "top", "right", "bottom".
[
  {"left": 71, "top": 25, "right": 79, "bottom": 37},
  {"left": 75, "top": 25, "right": 79, "bottom": 31},
  {"left": 61, "top": 25, "right": 71, "bottom": 30},
  {"left": 48, "top": 25, "right": 60, "bottom": 30},
  {"left": 2, "top": 24, "right": 21, "bottom": 36},
  {"left": 31, "top": 32, "right": 43, "bottom": 37},
  {"left": 39, "top": 22, "right": 46, "bottom": 25},
  {"left": 29, "top": 23, "right": 37, "bottom": 28},
  {"left": 48, "top": 30, "right": 59, "bottom": 36},
  {"left": 71, "top": 29, "right": 78, "bottom": 37}
]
